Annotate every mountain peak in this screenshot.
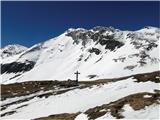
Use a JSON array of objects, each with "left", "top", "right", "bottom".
[
  {"left": 92, "top": 26, "right": 115, "bottom": 31},
  {"left": 1, "top": 44, "right": 28, "bottom": 59},
  {"left": 1, "top": 26, "right": 159, "bottom": 84},
  {"left": 2, "top": 44, "right": 27, "bottom": 50},
  {"left": 143, "top": 26, "right": 157, "bottom": 29}
]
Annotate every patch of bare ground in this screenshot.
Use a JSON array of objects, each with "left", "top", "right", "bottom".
[
  {"left": 1, "top": 71, "right": 159, "bottom": 118},
  {"left": 1, "top": 85, "right": 82, "bottom": 112},
  {"left": 85, "top": 90, "right": 160, "bottom": 119},
  {"left": 1, "top": 80, "right": 86, "bottom": 113},
  {"left": 1, "top": 80, "right": 80, "bottom": 101},
  {"left": 133, "top": 71, "right": 160, "bottom": 83},
  {"left": 1, "top": 71, "right": 159, "bottom": 100},
  {"left": 93, "top": 70, "right": 160, "bottom": 84},
  {"left": 35, "top": 113, "right": 80, "bottom": 120},
  {"left": 79, "top": 71, "right": 160, "bottom": 86}
]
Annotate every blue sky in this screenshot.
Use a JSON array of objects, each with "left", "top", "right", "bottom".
[{"left": 1, "top": 1, "right": 159, "bottom": 47}]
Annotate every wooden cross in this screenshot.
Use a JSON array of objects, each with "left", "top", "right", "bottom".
[{"left": 74, "top": 71, "right": 80, "bottom": 82}]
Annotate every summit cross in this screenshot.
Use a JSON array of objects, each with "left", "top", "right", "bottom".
[{"left": 74, "top": 71, "right": 80, "bottom": 82}]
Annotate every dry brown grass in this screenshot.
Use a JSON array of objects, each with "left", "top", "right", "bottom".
[
  {"left": 35, "top": 113, "right": 80, "bottom": 120},
  {"left": 1, "top": 81, "right": 83, "bottom": 112},
  {"left": 1, "top": 80, "right": 80, "bottom": 100},
  {"left": 1, "top": 71, "right": 159, "bottom": 100},
  {"left": 85, "top": 90, "right": 160, "bottom": 119},
  {"left": 133, "top": 71, "right": 160, "bottom": 83},
  {"left": 80, "top": 71, "right": 160, "bottom": 86},
  {"left": 1, "top": 81, "right": 57, "bottom": 100},
  {"left": 1, "top": 71, "right": 159, "bottom": 119}
]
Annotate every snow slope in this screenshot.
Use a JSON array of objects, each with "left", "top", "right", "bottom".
[
  {"left": 1, "top": 77, "right": 159, "bottom": 119},
  {"left": 1, "top": 26, "right": 160, "bottom": 84}
]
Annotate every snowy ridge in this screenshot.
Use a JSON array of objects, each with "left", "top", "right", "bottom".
[
  {"left": 0, "top": 44, "right": 27, "bottom": 59},
  {"left": 1, "top": 26, "right": 160, "bottom": 84}
]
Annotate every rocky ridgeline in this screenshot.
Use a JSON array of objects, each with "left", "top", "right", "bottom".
[{"left": 66, "top": 26, "right": 124, "bottom": 51}]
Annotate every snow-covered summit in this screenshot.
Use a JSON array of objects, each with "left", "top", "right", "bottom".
[
  {"left": 0, "top": 44, "right": 27, "bottom": 59},
  {"left": 1, "top": 26, "right": 160, "bottom": 84}
]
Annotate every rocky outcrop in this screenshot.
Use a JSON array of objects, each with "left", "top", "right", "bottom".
[{"left": 1, "top": 61, "right": 35, "bottom": 74}]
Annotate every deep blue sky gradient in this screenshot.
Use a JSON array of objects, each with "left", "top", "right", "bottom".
[{"left": 1, "top": 1, "right": 160, "bottom": 47}]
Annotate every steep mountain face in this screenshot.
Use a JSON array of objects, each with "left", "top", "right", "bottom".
[{"left": 1, "top": 26, "right": 159, "bottom": 84}]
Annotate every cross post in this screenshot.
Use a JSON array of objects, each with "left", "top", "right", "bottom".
[{"left": 74, "top": 71, "right": 80, "bottom": 83}]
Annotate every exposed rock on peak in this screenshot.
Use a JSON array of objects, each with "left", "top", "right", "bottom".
[{"left": 0, "top": 44, "right": 27, "bottom": 59}]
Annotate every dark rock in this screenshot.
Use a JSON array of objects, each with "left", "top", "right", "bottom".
[
  {"left": 95, "top": 56, "right": 103, "bottom": 63},
  {"left": 91, "top": 33, "right": 100, "bottom": 41},
  {"left": 124, "top": 65, "right": 137, "bottom": 70},
  {"left": 88, "top": 48, "right": 101, "bottom": 55},
  {"left": 138, "top": 61, "right": 147, "bottom": 66},
  {"left": 92, "top": 26, "right": 115, "bottom": 33},
  {"left": 84, "top": 55, "right": 91, "bottom": 62},
  {"left": 105, "top": 40, "right": 124, "bottom": 51},
  {"left": 9, "top": 74, "right": 21, "bottom": 80},
  {"left": 78, "top": 55, "right": 83, "bottom": 61},
  {"left": 99, "top": 39, "right": 108, "bottom": 45},
  {"left": 87, "top": 75, "right": 98, "bottom": 79},
  {"left": 113, "top": 57, "right": 126, "bottom": 62},
  {"left": 1, "top": 61, "right": 35, "bottom": 74},
  {"left": 146, "top": 43, "right": 158, "bottom": 51}
]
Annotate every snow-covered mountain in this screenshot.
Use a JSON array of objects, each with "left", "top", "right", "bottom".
[
  {"left": 1, "top": 26, "right": 160, "bottom": 84},
  {"left": 1, "top": 26, "right": 160, "bottom": 120},
  {"left": 0, "top": 44, "right": 27, "bottom": 59}
]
